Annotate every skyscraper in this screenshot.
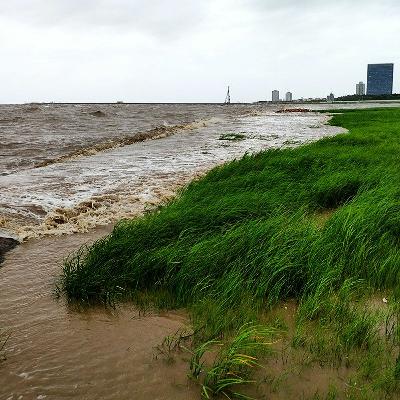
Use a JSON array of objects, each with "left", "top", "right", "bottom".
[
  {"left": 285, "top": 92, "right": 293, "bottom": 102},
  {"left": 356, "top": 81, "right": 365, "bottom": 96},
  {"left": 272, "top": 90, "right": 279, "bottom": 102},
  {"left": 367, "top": 64, "right": 394, "bottom": 95}
]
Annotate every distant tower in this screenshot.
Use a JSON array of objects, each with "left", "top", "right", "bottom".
[
  {"left": 285, "top": 92, "right": 293, "bottom": 102},
  {"left": 224, "top": 86, "right": 231, "bottom": 104},
  {"left": 367, "top": 63, "right": 394, "bottom": 95},
  {"left": 356, "top": 81, "right": 366, "bottom": 96},
  {"left": 327, "top": 93, "right": 335, "bottom": 102},
  {"left": 272, "top": 90, "right": 280, "bottom": 102}
]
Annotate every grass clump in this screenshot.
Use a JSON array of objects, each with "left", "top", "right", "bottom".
[
  {"left": 60, "top": 107, "right": 400, "bottom": 397},
  {"left": 188, "top": 324, "right": 276, "bottom": 399},
  {"left": 218, "top": 133, "right": 246, "bottom": 141}
]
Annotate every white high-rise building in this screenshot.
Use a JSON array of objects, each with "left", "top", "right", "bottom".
[
  {"left": 272, "top": 90, "right": 280, "bottom": 102},
  {"left": 356, "top": 81, "right": 366, "bottom": 96},
  {"left": 327, "top": 93, "right": 335, "bottom": 102},
  {"left": 285, "top": 92, "right": 293, "bottom": 102}
]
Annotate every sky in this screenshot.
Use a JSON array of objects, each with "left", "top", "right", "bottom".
[{"left": 0, "top": 0, "right": 399, "bottom": 103}]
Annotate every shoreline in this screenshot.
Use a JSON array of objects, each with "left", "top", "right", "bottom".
[
  {"left": 2, "top": 106, "right": 400, "bottom": 399},
  {"left": 60, "top": 107, "right": 400, "bottom": 399}
]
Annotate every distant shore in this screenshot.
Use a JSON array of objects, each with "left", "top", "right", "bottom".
[{"left": 0, "top": 98, "right": 399, "bottom": 106}]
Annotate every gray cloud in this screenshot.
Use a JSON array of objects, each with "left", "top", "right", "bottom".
[
  {"left": 0, "top": 0, "right": 399, "bottom": 102},
  {"left": 0, "top": 0, "right": 208, "bottom": 38}
]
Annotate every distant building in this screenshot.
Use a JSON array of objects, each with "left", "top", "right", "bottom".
[
  {"left": 272, "top": 90, "right": 280, "bottom": 102},
  {"left": 285, "top": 92, "right": 293, "bottom": 102},
  {"left": 327, "top": 93, "right": 335, "bottom": 102},
  {"left": 356, "top": 81, "right": 366, "bottom": 96},
  {"left": 367, "top": 63, "right": 394, "bottom": 95}
]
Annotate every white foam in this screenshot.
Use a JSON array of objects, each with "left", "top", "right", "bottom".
[{"left": 0, "top": 108, "right": 348, "bottom": 241}]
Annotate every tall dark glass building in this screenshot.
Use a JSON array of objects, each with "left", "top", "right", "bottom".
[{"left": 367, "top": 63, "right": 394, "bottom": 95}]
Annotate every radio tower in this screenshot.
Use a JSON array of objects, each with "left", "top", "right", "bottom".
[{"left": 224, "top": 86, "right": 231, "bottom": 104}]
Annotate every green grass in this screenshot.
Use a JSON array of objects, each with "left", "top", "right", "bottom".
[
  {"left": 60, "top": 107, "right": 400, "bottom": 397},
  {"left": 187, "top": 324, "right": 276, "bottom": 399}
]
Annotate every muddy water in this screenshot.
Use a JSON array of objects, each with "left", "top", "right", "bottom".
[
  {"left": 0, "top": 228, "right": 199, "bottom": 400},
  {"left": 0, "top": 103, "right": 238, "bottom": 175},
  {"left": 0, "top": 104, "right": 347, "bottom": 241}
]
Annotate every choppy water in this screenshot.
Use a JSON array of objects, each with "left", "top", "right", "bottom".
[
  {"left": 0, "top": 103, "right": 348, "bottom": 241},
  {"left": 1, "top": 102, "right": 399, "bottom": 399}
]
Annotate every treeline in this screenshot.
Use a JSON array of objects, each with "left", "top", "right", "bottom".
[{"left": 337, "top": 93, "right": 400, "bottom": 101}]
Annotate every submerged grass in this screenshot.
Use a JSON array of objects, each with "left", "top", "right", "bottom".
[
  {"left": 61, "top": 107, "right": 400, "bottom": 397},
  {"left": 187, "top": 324, "right": 276, "bottom": 399}
]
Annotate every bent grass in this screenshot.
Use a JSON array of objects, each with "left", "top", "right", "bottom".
[
  {"left": 60, "top": 107, "right": 400, "bottom": 398},
  {"left": 187, "top": 324, "right": 276, "bottom": 399}
]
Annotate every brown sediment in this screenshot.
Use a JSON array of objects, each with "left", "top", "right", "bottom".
[
  {"left": 0, "top": 116, "right": 23, "bottom": 123},
  {"left": 0, "top": 238, "right": 393, "bottom": 400},
  {"left": 241, "top": 300, "right": 392, "bottom": 400}
]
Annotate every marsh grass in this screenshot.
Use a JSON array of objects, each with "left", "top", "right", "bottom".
[
  {"left": 187, "top": 324, "right": 276, "bottom": 399},
  {"left": 61, "top": 107, "right": 400, "bottom": 397},
  {"left": 218, "top": 133, "right": 247, "bottom": 141},
  {"left": 153, "top": 327, "right": 194, "bottom": 364}
]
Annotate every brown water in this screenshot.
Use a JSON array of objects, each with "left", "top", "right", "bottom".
[
  {"left": 0, "top": 103, "right": 349, "bottom": 241},
  {"left": 0, "top": 228, "right": 199, "bottom": 400},
  {"left": 2, "top": 102, "right": 399, "bottom": 399},
  {"left": 0, "top": 103, "right": 238, "bottom": 175}
]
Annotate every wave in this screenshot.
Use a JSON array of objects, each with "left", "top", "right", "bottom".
[
  {"left": 0, "top": 111, "right": 347, "bottom": 242},
  {"left": 33, "top": 119, "right": 216, "bottom": 169},
  {"left": 1, "top": 170, "right": 207, "bottom": 241}
]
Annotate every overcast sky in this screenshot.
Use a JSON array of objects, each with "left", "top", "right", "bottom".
[{"left": 0, "top": 0, "right": 399, "bottom": 103}]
